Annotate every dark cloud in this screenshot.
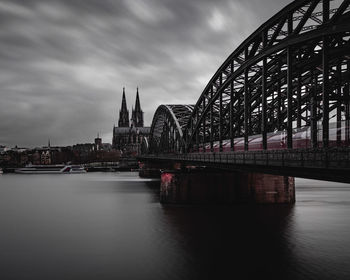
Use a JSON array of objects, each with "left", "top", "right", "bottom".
[{"left": 0, "top": 0, "right": 291, "bottom": 147}]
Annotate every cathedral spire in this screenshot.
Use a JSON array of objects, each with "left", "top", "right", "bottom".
[
  {"left": 118, "top": 87, "right": 129, "bottom": 127},
  {"left": 132, "top": 87, "right": 144, "bottom": 127},
  {"left": 121, "top": 87, "right": 127, "bottom": 112},
  {"left": 135, "top": 87, "right": 141, "bottom": 112}
]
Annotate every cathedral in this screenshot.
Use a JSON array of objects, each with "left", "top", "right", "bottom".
[{"left": 112, "top": 87, "right": 150, "bottom": 155}]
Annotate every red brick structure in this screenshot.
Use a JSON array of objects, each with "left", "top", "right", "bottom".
[{"left": 160, "top": 169, "right": 295, "bottom": 204}]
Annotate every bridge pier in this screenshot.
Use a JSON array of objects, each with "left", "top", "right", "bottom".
[
  {"left": 160, "top": 169, "right": 295, "bottom": 204},
  {"left": 138, "top": 161, "right": 161, "bottom": 178},
  {"left": 138, "top": 160, "right": 181, "bottom": 178}
]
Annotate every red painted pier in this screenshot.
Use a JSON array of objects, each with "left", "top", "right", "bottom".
[
  {"left": 160, "top": 169, "right": 295, "bottom": 204},
  {"left": 139, "top": 160, "right": 295, "bottom": 204}
]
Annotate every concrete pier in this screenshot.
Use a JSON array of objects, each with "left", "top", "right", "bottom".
[
  {"left": 160, "top": 169, "right": 295, "bottom": 204},
  {"left": 138, "top": 161, "right": 161, "bottom": 178},
  {"left": 138, "top": 160, "right": 178, "bottom": 179}
]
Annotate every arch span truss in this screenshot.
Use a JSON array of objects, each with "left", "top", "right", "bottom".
[
  {"left": 149, "top": 105, "right": 194, "bottom": 154},
  {"left": 185, "top": 0, "right": 350, "bottom": 152}
]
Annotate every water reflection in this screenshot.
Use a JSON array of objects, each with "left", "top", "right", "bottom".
[
  {"left": 160, "top": 203, "right": 295, "bottom": 279},
  {"left": 0, "top": 173, "right": 349, "bottom": 279}
]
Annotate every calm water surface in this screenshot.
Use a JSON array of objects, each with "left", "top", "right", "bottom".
[{"left": 0, "top": 172, "right": 350, "bottom": 280}]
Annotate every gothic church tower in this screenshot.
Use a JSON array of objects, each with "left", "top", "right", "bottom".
[
  {"left": 113, "top": 87, "right": 149, "bottom": 152},
  {"left": 118, "top": 87, "right": 129, "bottom": 127},
  {"left": 131, "top": 87, "right": 144, "bottom": 127}
]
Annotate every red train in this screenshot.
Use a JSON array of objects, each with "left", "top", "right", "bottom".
[{"left": 197, "top": 123, "right": 349, "bottom": 152}]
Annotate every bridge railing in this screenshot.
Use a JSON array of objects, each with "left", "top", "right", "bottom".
[{"left": 141, "top": 148, "right": 350, "bottom": 170}]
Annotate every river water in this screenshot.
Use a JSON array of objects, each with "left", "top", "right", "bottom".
[{"left": 0, "top": 172, "right": 350, "bottom": 280}]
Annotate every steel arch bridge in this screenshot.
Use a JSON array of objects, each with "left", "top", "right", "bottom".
[
  {"left": 148, "top": 105, "right": 194, "bottom": 154},
  {"left": 148, "top": 0, "right": 350, "bottom": 157}
]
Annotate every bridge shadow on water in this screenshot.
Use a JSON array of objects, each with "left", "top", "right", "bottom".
[{"left": 145, "top": 175, "right": 298, "bottom": 279}]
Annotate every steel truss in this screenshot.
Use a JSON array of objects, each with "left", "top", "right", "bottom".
[
  {"left": 148, "top": 105, "right": 194, "bottom": 154},
  {"left": 183, "top": 0, "right": 350, "bottom": 152}
]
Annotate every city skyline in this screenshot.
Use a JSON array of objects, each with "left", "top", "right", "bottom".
[{"left": 0, "top": 0, "right": 291, "bottom": 147}]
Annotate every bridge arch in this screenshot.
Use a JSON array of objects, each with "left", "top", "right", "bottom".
[
  {"left": 148, "top": 105, "right": 194, "bottom": 154},
  {"left": 185, "top": 0, "right": 350, "bottom": 152}
]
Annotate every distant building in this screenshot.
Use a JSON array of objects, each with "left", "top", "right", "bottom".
[
  {"left": 94, "top": 134, "right": 102, "bottom": 151},
  {"left": 100, "top": 143, "right": 112, "bottom": 151},
  {"left": 11, "top": 146, "right": 28, "bottom": 153},
  {"left": 0, "top": 145, "right": 10, "bottom": 153},
  {"left": 40, "top": 150, "right": 51, "bottom": 165},
  {"left": 112, "top": 87, "right": 150, "bottom": 155}
]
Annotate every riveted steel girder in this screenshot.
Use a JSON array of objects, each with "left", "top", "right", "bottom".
[
  {"left": 148, "top": 105, "right": 194, "bottom": 154},
  {"left": 184, "top": 0, "right": 350, "bottom": 152}
]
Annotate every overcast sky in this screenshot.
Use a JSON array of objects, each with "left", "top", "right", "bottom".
[{"left": 0, "top": 0, "right": 291, "bottom": 147}]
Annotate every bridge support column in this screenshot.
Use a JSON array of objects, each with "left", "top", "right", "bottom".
[
  {"left": 138, "top": 161, "right": 162, "bottom": 178},
  {"left": 241, "top": 172, "right": 295, "bottom": 204},
  {"left": 138, "top": 161, "right": 182, "bottom": 178},
  {"left": 160, "top": 169, "right": 295, "bottom": 204}
]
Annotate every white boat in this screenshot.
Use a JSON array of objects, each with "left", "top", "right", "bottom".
[
  {"left": 0, "top": 168, "right": 3, "bottom": 174},
  {"left": 14, "top": 164, "right": 86, "bottom": 174}
]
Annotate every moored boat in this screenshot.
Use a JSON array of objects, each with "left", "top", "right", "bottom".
[{"left": 15, "top": 164, "right": 86, "bottom": 174}]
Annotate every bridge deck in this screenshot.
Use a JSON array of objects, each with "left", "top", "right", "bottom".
[{"left": 140, "top": 148, "right": 350, "bottom": 183}]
